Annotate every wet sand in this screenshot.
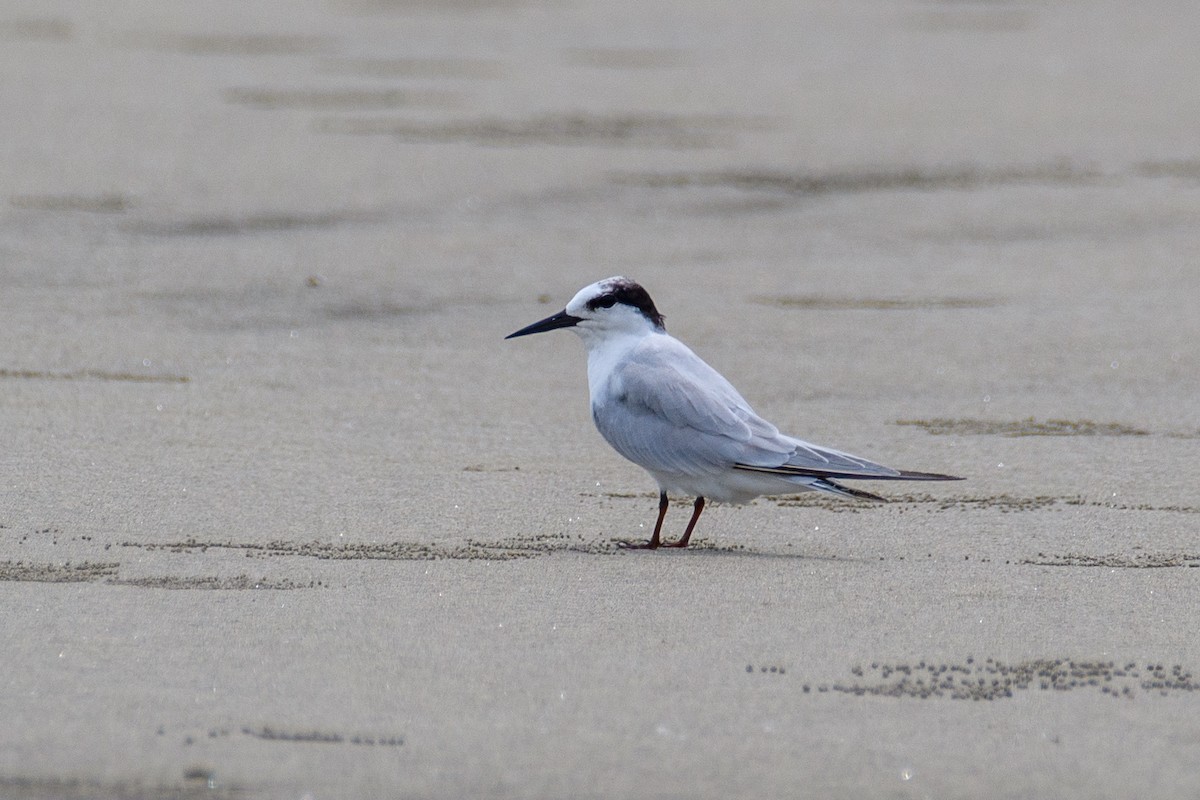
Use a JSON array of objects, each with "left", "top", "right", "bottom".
[{"left": 3, "top": 1, "right": 1200, "bottom": 798}]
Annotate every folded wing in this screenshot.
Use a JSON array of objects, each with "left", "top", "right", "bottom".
[
  {"left": 594, "top": 335, "right": 962, "bottom": 484},
  {"left": 592, "top": 338, "right": 794, "bottom": 475}
]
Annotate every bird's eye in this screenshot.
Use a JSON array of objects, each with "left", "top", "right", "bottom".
[{"left": 593, "top": 295, "right": 617, "bottom": 309}]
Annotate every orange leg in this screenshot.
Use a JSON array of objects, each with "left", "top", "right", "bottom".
[
  {"left": 663, "top": 497, "right": 705, "bottom": 548},
  {"left": 618, "top": 492, "right": 669, "bottom": 550}
]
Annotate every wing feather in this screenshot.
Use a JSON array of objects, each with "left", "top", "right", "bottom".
[
  {"left": 589, "top": 334, "right": 963, "bottom": 486},
  {"left": 591, "top": 337, "right": 794, "bottom": 475}
]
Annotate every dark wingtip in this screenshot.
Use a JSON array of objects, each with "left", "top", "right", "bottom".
[
  {"left": 734, "top": 463, "right": 964, "bottom": 482},
  {"left": 893, "top": 470, "right": 965, "bottom": 481},
  {"left": 810, "top": 478, "right": 888, "bottom": 502}
]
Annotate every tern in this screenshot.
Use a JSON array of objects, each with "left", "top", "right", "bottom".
[{"left": 506, "top": 277, "right": 962, "bottom": 549}]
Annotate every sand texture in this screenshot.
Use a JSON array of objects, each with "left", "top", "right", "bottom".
[{"left": 3, "top": 1, "right": 1200, "bottom": 798}]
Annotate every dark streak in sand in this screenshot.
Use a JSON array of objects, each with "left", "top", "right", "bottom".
[
  {"left": 241, "top": 726, "right": 403, "bottom": 746},
  {"left": 754, "top": 295, "right": 997, "bottom": 311},
  {"left": 126, "top": 209, "right": 382, "bottom": 237},
  {"left": 615, "top": 162, "right": 1097, "bottom": 196},
  {"left": 116, "top": 31, "right": 328, "bottom": 55},
  {"left": 316, "top": 112, "right": 766, "bottom": 148},
  {"left": 896, "top": 417, "right": 1154, "bottom": 437},
  {"left": 0, "top": 775, "right": 251, "bottom": 800},
  {"left": 223, "top": 87, "right": 454, "bottom": 110},
  {"left": 0, "top": 368, "right": 188, "bottom": 384},
  {"left": 790, "top": 658, "right": 1200, "bottom": 700},
  {"left": 0, "top": 561, "right": 119, "bottom": 583}
]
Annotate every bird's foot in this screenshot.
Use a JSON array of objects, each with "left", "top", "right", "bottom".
[
  {"left": 617, "top": 538, "right": 660, "bottom": 550},
  {"left": 659, "top": 538, "right": 691, "bottom": 548}
]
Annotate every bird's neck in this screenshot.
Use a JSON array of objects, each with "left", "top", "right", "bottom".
[{"left": 582, "top": 329, "right": 653, "bottom": 400}]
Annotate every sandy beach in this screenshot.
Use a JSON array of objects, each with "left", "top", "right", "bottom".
[{"left": 3, "top": 1, "right": 1200, "bottom": 797}]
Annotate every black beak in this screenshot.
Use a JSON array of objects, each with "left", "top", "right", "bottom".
[{"left": 505, "top": 309, "right": 583, "bottom": 339}]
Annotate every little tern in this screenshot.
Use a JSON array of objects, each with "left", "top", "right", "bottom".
[{"left": 506, "top": 277, "right": 962, "bottom": 549}]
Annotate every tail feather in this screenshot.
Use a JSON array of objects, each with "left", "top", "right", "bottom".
[
  {"left": 735, "top": 462, "right": 962, "bottom": 482},
  {"left": 889, "top": 468, "right": 964, "bottom": 481}
]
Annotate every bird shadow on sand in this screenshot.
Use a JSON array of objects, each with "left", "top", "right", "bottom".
[
  {"left": 110, "top": 534, "right": 864, "bottom": 564},
  {"left": 612, "top": 542, "right": 873, "bottom": 562}
]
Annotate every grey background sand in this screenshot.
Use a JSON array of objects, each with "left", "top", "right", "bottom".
[{"left": 3, "top": 1, "right": 1199, "bottom": 798}]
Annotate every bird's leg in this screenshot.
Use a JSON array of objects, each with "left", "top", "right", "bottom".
[
  {"left": 663, "top": 497, "right": 705, "bottom": 548},
  {"left": 618, "top": 492, "right": 668, "bottom": 550}
]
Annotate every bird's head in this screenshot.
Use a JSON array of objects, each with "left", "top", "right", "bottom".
[{"left": 506, "top": 276, "right": 665, "bottom": 345}]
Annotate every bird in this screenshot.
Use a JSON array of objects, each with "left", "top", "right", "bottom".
[{"left": 506, "top": 276, "right": 962, "bottom": 549}]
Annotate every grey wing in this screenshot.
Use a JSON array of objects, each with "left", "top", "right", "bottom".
[
  {"left": 591, "top": 340, "right": 797, "bottom": 475},
  {"left": 761, "top": 438, "right": 902, "bottom": 477},
  {"left": 615, "top": 339, "right": 901, "bottom": 477},
  {"left": 591, "top": 337, "right": 959, "bottom": 484}
]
